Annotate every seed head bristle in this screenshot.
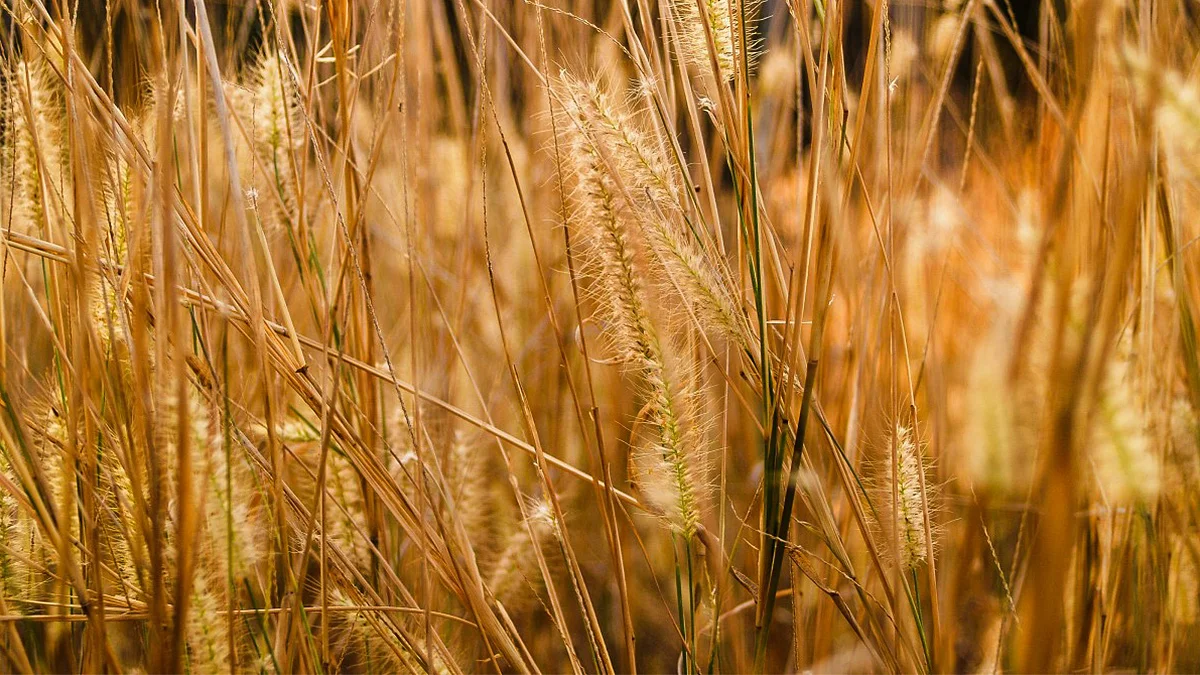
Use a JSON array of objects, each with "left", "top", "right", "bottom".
[
  {"left": 557, "top": 73, "right": 750, "bottom": 355},
  {"left": 873, "top": 424, "right": 935, "bottom": 570},
  {"left": 231, "top": 49, "right": 305, "bottom": 237},
  {"left": 673, "top": 0, "right": 760, "bottom": 82},
  {"left": 487, "top": 498, "right": 560, "bottom": 611},
  {"left": 5, "top": 58, "right": 67, "bottom": 236},
  {"left": 1090, "top": 355, "right": 1160, "bottom": 504},
  {"left": 185, "top": 570, "right": 232, "bottom": 673},
  {"left": 556, "top": 72, "right": 713, "bottom": 537}
]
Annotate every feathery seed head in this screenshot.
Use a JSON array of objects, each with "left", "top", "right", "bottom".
[
  {"left": 964, "top": 337, "right": 1020, "bottom": 495},
  {"left": 628, "top": 346, "right": 711, "bottom": 538},
  {"left": 1090, "top": 355, "right": 1160, "bottom": 504},
  {"left": 487, "top": 496, "right": 561, "bottom": 612},
  {"left": 556, "top": 72, "right": 749, "bottom": 357},
  {"left": 555, "top": 72, "right": 716, "bottom": 539},
  {"left": 872, "top": 424, "right": 935, "bottom": 569},
  {"left": 5, "top": 58, "right": 66, "bottom": 235},
  {"left": 675, "top": 0, "right": 738, "bottom": 81},
  {"left": 185, "top": 571, "right": 231, "bottom": 674},
  {"left": 1170, "top": 536, "right": 1200, "bottom": 624},
  {"left": 249, "top": 51, "right": 302, "bottom": 154},
  {"left": 230, "top": 49, "right": 305, "bottom": 237},
  {"left": 1124, "top": 47, "right": 1200, "bottom": 179},
  {"left": 557, "top": 72, "right": 682, "bottom": 212},
  {"left": 447, "top": 430, "right": 490, "bottom": 540}
]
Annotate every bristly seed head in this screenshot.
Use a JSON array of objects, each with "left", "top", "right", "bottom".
[
  {"left": 872, "top": 424, "right": 935, "bottom": 570},
  {"left": 672, "top": 0, "right": 761, "bottom": 83},
  {"left": 1090, "top": 354, "right": 1160, "bottom": 505}
]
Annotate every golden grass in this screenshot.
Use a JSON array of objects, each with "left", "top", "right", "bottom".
[{"left": 0, "top": 0, "right": 1197, "bottom": 672}]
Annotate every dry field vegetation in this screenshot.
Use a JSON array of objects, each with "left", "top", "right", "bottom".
[{"left": 0, "top": 0, "right": 1199, "bottom": 672}]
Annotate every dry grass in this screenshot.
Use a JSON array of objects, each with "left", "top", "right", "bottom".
[{"left": 0, "top": 0, "right": 1198, "bottom": 672}]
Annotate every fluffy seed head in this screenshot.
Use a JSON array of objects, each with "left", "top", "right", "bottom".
[
  {"left": 556, "top": 72, "right": 714, "bottom": 538},
  {"left": 1125, "top": 47, "right": 1200, "bottom": 179},
  {"left": 487, "top": 498, "right": 560, "bottom": 611},
  {"left": 4, "top": 58, "right": 66, "bottom": 235},
  {"left": 557, "top": 72, "right": 749, "bottom": 356},
  {"left": 1090, "top": 356, "right": 1160, "bottom": 504},
  {"left": 963, "top": 333, "right": 1022, "bottom": 495},
  {"left": 872, "top": 424, "right": 935, "bottom": 569},
  {"left": 674, "top": 0, "right": 738, "bottom": 81},
  {"left": 232, "top": 49, "right": 304, "bottom": 236},
  {"left": 557, "top": 72, "right": 681, "bottom": 212},
  {"left": 185, "top": 571, "right": 231, "bottom": 673}
]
